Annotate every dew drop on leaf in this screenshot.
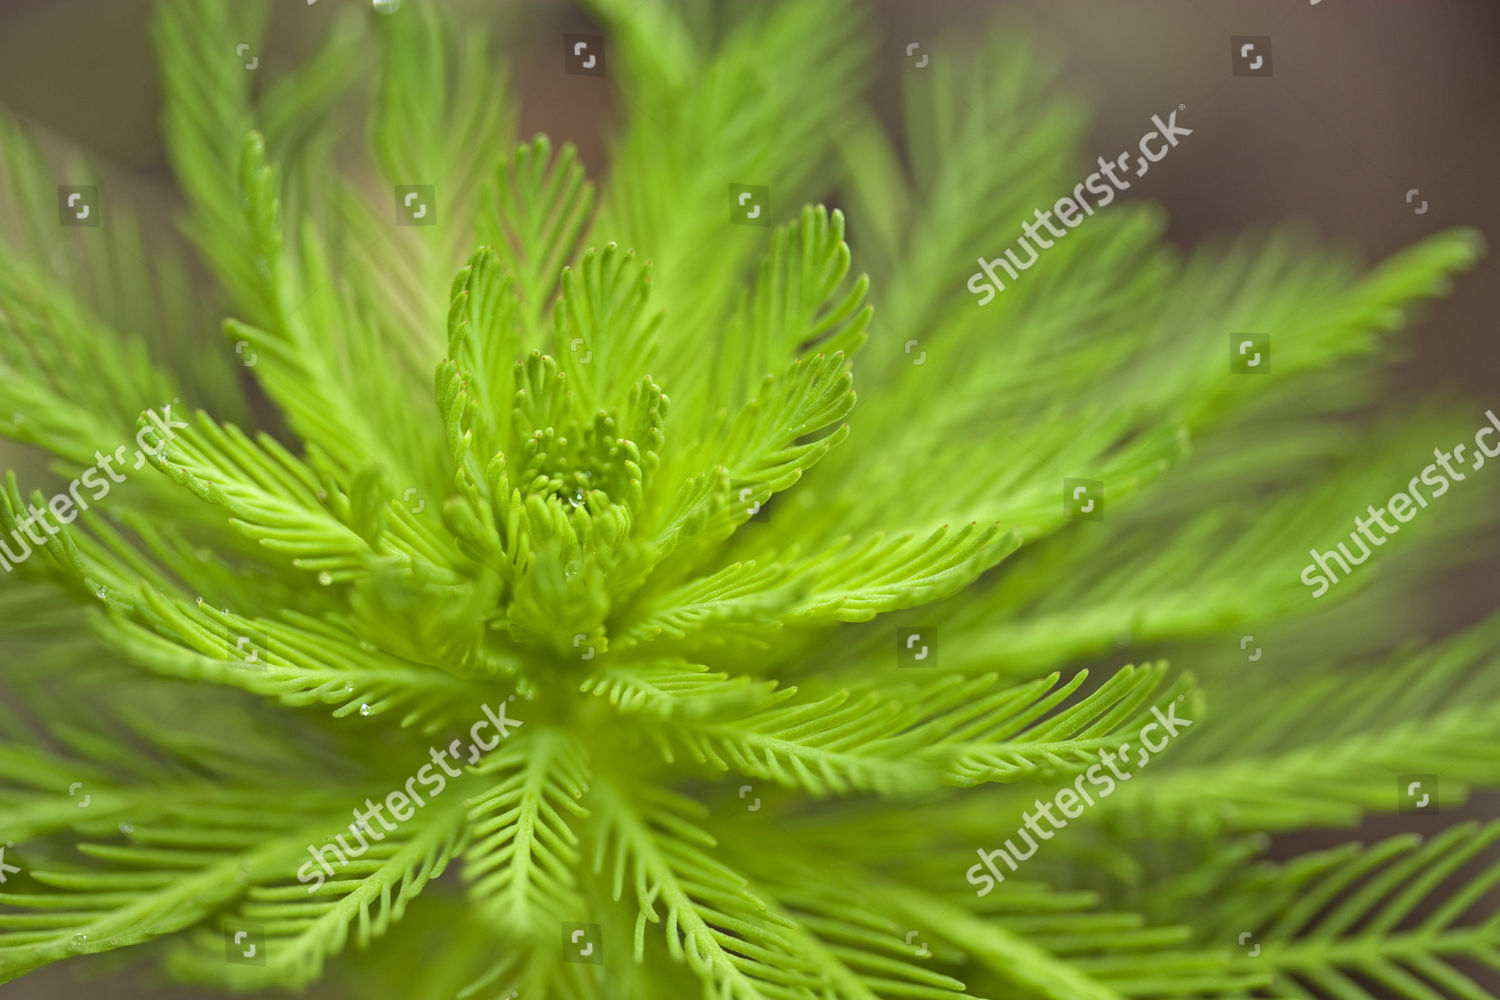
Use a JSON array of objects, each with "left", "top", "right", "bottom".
[
  {"left": 318, "top": 572, "right": 334, "bottom": 586},
  {"left": 359, "top": 703, "right": 372, "bottom": 716}
]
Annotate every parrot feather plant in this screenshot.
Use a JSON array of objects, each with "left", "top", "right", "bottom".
[{"left": 1, "top": 1, "right": 1497, "bottom": 999}]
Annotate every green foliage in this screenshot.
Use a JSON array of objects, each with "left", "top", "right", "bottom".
[{"left": 0, "top": 1, "right": 1494, "bottom": 998}]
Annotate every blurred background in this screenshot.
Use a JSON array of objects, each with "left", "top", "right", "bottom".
[{"left": 1, "top": 0, "right": 1497, "bottom": 996}]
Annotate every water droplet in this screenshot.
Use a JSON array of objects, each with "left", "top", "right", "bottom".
[
  {"left": 195, "top": 596, "right": 205, "bottom": 606},
  {"left": 339, "top": 682, "right": 355, "bottom": 694},
  {"left": 118, "top": 823, "right": 133, "bottom": 835},
  {"left": 318, "top": 572, "right": 334, "bottom": 586},
  {"left": 95, "top": 587, "right": 107, "bottom": 599},
  {"left": 358, "top": 640, "right": 375, "bottom": 652},
  {"left": 359, "top": 703, "right": 372, "bottom": 716},
  {"left": 568, "top": 490, "right": 585, "bottom": 509},
  {"left": 372, "top": 0, "right": 401, "bottom": 12},
  {"left": 564, "top": 559, "right": 582, "bottom": 578},
  {"left": 70, "top": 934, "right": 87, "bottom": 948}
]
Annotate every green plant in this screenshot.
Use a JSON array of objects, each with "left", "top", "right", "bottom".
[{"left": 0, "top": 2, "right": 1496, "bottom": 998}]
